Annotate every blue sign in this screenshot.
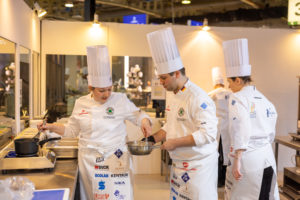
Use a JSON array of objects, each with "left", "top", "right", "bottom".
[
  {"left": 187, "top": 19, "right": 203, "bottom": 26},
  {"left": 123, "top": 14, "right": 147, "bottom": 24}
]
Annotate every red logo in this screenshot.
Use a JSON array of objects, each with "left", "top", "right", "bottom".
[
  {"left": 183, "top": 162, "right": 189, "bottom": 168},
  {"left": 94, "top": 193, "right": 109, "bottom": 200},
  {"left": 95, "top": 165, "right": 98, "bottom": 169},
  {"left": 79, "top": 109, "right": 88, "bottom": 115},
  {"left": 166, "top": 105, "right": 170, "bottom": 111}
]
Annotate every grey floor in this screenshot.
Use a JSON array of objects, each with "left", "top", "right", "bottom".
[{"left": 133, "top": 172, "right": 288, "bottom": 200}]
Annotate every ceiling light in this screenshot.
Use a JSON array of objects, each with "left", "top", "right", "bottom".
[
  {"left": 93, "top": 14, "right": 100, "bottom": 27},
  {"left": 34, "top": 2, "right": 47, "bottom": 18},
  {"left": 202, "top": 18, "right": 210, "bottom": 31},
  {"left": 65, "top": 1, "right": 74, "bottom": 8},
  {"left": 181, "top": 0, "right": 191, "bottom": 4}
]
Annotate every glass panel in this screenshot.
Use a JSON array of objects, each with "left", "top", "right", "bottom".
[
  {"left": 46, "top": 55, "right": 88, "bottom": 120},
  {"left": 112, "top": 56, "right": 155, "bottom": 108},
  {"left": 20, "top": 46, "right": 30, "bottom": 121},
  {"left": 0, "top": 37, "right": 15, "bottom": 120},
  {"left": 32, "top": 51, "right": 40, "bottom": 118}
]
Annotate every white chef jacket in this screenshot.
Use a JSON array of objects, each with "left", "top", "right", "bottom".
[
  {"left": 225, "top": 85, "right": 279, "bottom": 200},
  {"left": 228, "top": 86, "right": 277, "bottom": 151},
  {"left": 208, "top": 87, "right": 231, "bottom": 165},
  {"left": 163, "top": 80, "right": 218, "bottom": 161},
  {"left": 64, "top": 92, "right": 148, "bottom": 148}
]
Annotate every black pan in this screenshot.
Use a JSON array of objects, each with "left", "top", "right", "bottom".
[{"left": 14, "top": 137, "right": 61, "bottom": 156}]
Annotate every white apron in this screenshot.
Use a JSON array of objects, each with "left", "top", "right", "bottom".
[
  {"left": 169, "top": 151, "right": 218, "bottom": 200},
  {"left": 224, "top": 143, "right": 279, "bottom": 200},
  {"left": 78, "top": 141, "right": 133, "bottom": 200}
]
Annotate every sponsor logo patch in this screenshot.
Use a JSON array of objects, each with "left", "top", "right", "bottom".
[
  {"left": 95, "top": 165, "right": 109, "bottom": 170},
  {"left": 231, "top": 100, "right": 236, "bottom": 105},
  {"left": 111, "top": 173, "right": 129, "bottom": 178},
  {"left": 178, "top": 107, "right": 185, "bottom": 117},
  {"left": 106, "top": 107, "right": 114, "bottom": 115},
  {"left": 98, "top": 181, "right": 105, "bottom": 190},
  {"left": 96, "top": 157, "right": 104, "bottom": 163},
  {"left": 114, "top": 149, "right": 123, "bottom": 158},
  {"left": 95, "top": 173, "right": 109, "bottom": 178},
  {"left": 200, "top": 103, "right": 207, "bottom": 109},
  {"left": 79, "top": 109, "right": 88, "bottom": 115},
  {"left": 181, "top": 172, "right": 190, "bottom": 183},
  {"left": 114, "top": 181, "right": 125, "bottom": 185},
  {"left": 114, "top": 189, "right": 126, "bottom": 200},
  {"left": 171, "top": 179, "right": 180, "bottom": 188},
  {"left": 94, "top": 193, "right": 109, "bottom": 200}
]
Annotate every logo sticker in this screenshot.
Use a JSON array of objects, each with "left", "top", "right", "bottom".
[
  {"left": 114, "top": 149, "right": 123, "bottom": 158},
  {"left": 181, "top": 172, "right": 190, "bottom": 183},
  {"left": 182, "top": 162, "right": 189, "bottom": 168},
  {"left": 178, "top": 107, "right": 184, "bottom": 117},
  {"left": 200, "top": 103, "right": 207, "bottom": 109},
  {"left": 98, "top": 181, "right": 105, "bottom": 190},
  {"left": 106, "top": 107, "right": 114, "bottom": 115}
]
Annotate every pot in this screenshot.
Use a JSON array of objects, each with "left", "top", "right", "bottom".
[
  {"left": 127, "top": 140, "right": 160, "bottom": 156},
  {"left": 14, "top": 137, "right": 61, "bottom": 156}
]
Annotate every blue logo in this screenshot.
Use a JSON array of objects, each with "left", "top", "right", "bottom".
[
  {"left": 200, "top": 103, "right": 207, "bottom": 109},
  {"left": 95, "top": 173, "right": 109, "bottom": 178},
  {"left": 173, "top": 196, "right": 177, "bottom": 200},
  {"left": 181, "top": 172, "right": 190, "bottom": 183},
  {"left": 232, "top": 100, "right": 236, "bottom": 105},
  {"left": 98, "top": 181, "right": 105, "bottom": 190},
  {"left": 171, "top": 187, "right": 178, "bottom": 196},
  {"left": 114, "top": 190, "right": 126, "bottom": 199},
  {"left": 114, "top": 149, "right": 123, "bottom": 158}
]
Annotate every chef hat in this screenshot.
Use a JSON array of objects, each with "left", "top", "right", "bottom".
[
  {"left": 222, "top": 38, "right": 251, "bottom": 78},
  {"left": 86, "top": 45, "right": 112, "bottom": 88},
  {"left": 147, "top": 27, "right": 183, "bottom": 75},
  {"left": 212, "top": 66, "right": 224, "bottom": 86}
]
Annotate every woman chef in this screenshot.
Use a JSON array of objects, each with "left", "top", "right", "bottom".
[
  {"left": 38, "top": 45, "right": 152, "bottom": 200},
  {"left": 222, "top": 38, "right": 279, "bottom": 200},
  {"left": 146, "top": 27, "right": 219, "bottom": 200}
]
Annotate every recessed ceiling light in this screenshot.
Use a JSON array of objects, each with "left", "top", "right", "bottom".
[
  {"left": 65, "top": 2, "right": 74, "bottom": 8},
  {"left": 181, "top": 0, "right": 191, "bottom": 4}
]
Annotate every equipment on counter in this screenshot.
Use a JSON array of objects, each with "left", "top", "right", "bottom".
[
  {"left": 127, "top": 140, "right": 160, "bottom": 155},
  {"left": 14, "top": 137, "right": 61, "bottom": 157}
]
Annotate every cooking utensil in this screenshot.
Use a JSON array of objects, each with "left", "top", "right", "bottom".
[
  {"left": 127, "top": 140, "right": 160, "bottom": 156},
  {"left": 14, "top": 137, "right": 61, "bottom": 156}
]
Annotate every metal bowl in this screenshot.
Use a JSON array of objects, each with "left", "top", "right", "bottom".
[{"left": 126, "top": 140, "right": 159, "bottom": 156}]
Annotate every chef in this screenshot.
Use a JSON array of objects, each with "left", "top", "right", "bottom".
[
  {"left": 208, "top": 67, "right": 231, "bottom": 187},
  {"left": 38, "top": 45, "right": 152, "bottom": 200},
  {"left": 222, "top": 38, "right": 279, "bottom": 200},
  {"left": 145, "top": 27, "right": 218, "bottom": 200}
]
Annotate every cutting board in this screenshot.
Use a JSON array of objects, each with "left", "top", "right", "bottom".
[{"left": 32, "top": 188, "right": 70, "bottom": 200}]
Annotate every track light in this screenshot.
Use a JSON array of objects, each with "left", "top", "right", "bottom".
[
  {"left": 181, "top": 0, "right": 191, "bottom": 4},
  {"left": 34, "top": 2, "right": 47, "bottom": 18},
  {"left": 93, "top": 14, "right": 100, "bottom": 27}
]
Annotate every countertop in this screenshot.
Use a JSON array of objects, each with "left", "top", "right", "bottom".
[{"left": 0, "top": 159, "right": 78, "bottom": 200}]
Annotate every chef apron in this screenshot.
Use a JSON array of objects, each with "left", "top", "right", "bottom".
[
  {"left": 224, "top": 143, "right": 279, "bottom": 200},
  {"left": 169, "top": 151, "right": 218, "bottom": 200},
  {"left": 78, "top": 141, "right": 133, "bottom": 200}
]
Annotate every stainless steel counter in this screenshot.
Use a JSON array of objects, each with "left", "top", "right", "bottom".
[{"left": 0, "top": 159, "right": 78, "bottom": 200}]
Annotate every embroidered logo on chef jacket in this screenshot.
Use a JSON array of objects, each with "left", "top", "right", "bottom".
[
  {"left": 181, "top": 173, "right": 190, "bottom": 183},
  {"left": 266, "top": 108, "right": 276, "bottom": 118},
  {"left": 79, "top": 109, "right": 89, "bottom": 115},
  {"left": 182, "top": 162, "right": 189, "bottom": 168},
  {"left": 200, "top": 102, "right": 207, "bottom": 109},
  {"left": 104, "top": 107, "right": 115, "bottom": 119},
  {"left": 114, "top": 149, "right": 123, "bottom": 158},
  {"left": 114, "top": 190, "right": 126, "bottom": 200},
  {"left": 98, "top": 180, "right": 106, "bottom": 190},
  {"left": 250, "top": 102, "right": 256, "bottom": 118},
  {"left": 178, "top": 107, "right": 185, "bottom": 117}
]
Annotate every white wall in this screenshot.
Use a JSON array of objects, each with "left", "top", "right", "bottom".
[{"left": 42, "top": 20, "right": 300, "bottom": 171}]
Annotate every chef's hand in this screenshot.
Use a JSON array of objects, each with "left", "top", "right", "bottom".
[
  {"left": 37, "top": 122, "right": 52, "bottom": 132},
  {"left": 230, "top": 152, "right": 243, "bottom": 181},
  {"left": 161, "top": 139, "right": 177, "bottom": 151},
  {"left": 141, "top": 118, "right": 152, "bottom": 137}
]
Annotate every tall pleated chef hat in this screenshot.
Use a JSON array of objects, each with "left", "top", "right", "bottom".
[
  {"left": 86, "top": 45, "right": 112, "bottom": 88},
  {"left": 147, "top": 27, "right": 183, "bottom": 75},
  {"left": 212, "top": 66, "right": 224, "bottom": 86},
  {"left": 222, "top": 38, "right": 251, "bottom": 78}
]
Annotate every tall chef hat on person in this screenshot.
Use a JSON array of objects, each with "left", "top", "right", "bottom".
[
  {"left": 147, "top": 27, "right": 183, "bottom": 75},
  {"left": 222, "top": 38, "right": 251, "bottom": 78},
  {"left": 86, "top": 45, "right": 112, "bottom": 88},
  {"left": 212, "top": 66, "right": 224, "bottom": 86}
]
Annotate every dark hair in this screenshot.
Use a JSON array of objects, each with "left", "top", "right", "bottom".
[
  {"left": 168, "top": 67, "right": 186, "bottom": 76},
  {"left": 230, "top": 76, "right": 252, "bottom": 84}
]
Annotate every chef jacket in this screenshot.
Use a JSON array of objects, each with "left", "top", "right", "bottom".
[
  {"left": 208, "top": 87, "right": 231, "bottom": 165},
  {"left": 228, "top": 85, "right": 277, "bottom": 151},
  {"left": 64, "top": 92, "right": 149, "bottom": 148},
  {"left": 162, "top": 80, "right": 218, "bottom": 161}
]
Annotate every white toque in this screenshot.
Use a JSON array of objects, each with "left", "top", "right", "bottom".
[
  {"left": 86, "top": 45, "right": 112, "bottom": 88},
  {"left": 222, "top": 38, "right": 251, "bottom": 78},
  {"left": 147, "top": 27, "right": 183, "bottom": 75},
  {"left": 212, "top": 66, "right": 224, "bottom": 86}
]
